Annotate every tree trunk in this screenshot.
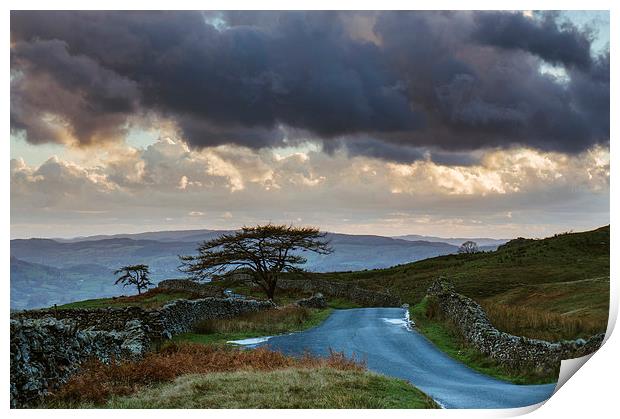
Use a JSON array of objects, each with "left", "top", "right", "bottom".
[
  {"left": 254, "top": 272, "right": 278, "bottom": 301},
  {"left": 266, "top": 275, "right": 277, "bottom": 301}
]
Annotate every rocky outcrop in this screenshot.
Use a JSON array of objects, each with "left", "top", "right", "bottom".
[
  {"left": 277, "top": 278, "right": 401, "bottom": 307},
  {"left": 10, "top": 317, "right": 149, "bottom": 408},
  {"left": 295, "top": 293, "right": 328, "bottom": 309},
  {"left": 426, "top": 278, "right": 605, "bottom": 374}
]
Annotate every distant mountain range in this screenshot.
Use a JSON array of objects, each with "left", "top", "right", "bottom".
[{"left": 10, "top": 229, "right": 505, "bottom": 310}]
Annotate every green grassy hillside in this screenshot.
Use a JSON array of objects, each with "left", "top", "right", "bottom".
[{"left": 311, "top": 226, "right": 609, "bottom": 301}]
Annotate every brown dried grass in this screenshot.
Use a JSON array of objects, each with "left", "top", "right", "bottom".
[
  {"left": 50, "top": 343, "right": 364, "bottom": 406},
  {"left": 481, "top": 301, "right": 606, "bottom": 341}
]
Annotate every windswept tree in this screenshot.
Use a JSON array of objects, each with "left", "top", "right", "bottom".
[
  {"left": 458, "top": 241, "right": 479, "bottom": 254},
  {"left": 114, "top": 264, "right": 153, "bottom": 295},
  {"left": 179, "top": 224, "right": 333, "bottom": 300}
]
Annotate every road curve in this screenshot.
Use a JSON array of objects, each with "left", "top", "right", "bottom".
[{"left": 258, "top": 307, "right": 556, "bottom": 409}]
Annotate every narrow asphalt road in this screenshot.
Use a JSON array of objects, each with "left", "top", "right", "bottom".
[{"left": 257, "top": 307, "right": 556, "bottom": 409}]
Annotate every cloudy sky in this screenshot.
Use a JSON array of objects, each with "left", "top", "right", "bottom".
[{"left": 10, "top": 11, "right": 609, "bottom": 239}]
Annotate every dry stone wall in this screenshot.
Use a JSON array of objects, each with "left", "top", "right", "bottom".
[
  {"left": 277, "top": 278, "right": 401, "bottom": 307},
  {"left": 426, "top": 278, "right": 605, "bottom": 374},
  {"left": 12, "top": 306, "right": 154, "bottom": 332},
  {"left": 12, "top": 297, "right": 275, "bottom": 340},
  {"left": 154, "top": 297, "right": 275, "bottom": 338}
]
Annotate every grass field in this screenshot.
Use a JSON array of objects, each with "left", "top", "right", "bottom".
[
  {"left": 409, "top": 298, "right": 557, "bottom": 384},
  {"left": 101, "top": 369, "right": 438, "bottom": 409},
  {"left": 54, "top": 288, "right": 198, "bottom": 310},
  {"left": 45, "top": 342, "right": 437, "bottom": 409}
]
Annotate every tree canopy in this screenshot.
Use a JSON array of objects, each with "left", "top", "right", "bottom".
[{"left": 179, "top": 224, "right": 333, "bottom": 299}]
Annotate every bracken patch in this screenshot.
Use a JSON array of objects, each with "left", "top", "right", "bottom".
[{"left": 47, "top": 343, "right": 364, "bottom": 406}]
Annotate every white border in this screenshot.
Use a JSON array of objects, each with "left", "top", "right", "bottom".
[
  {"left": 1, "top": 1, "right": 618, "bottom": 10},
  {"left": 2, "top": 2, "right": 616, "bottom": 418}
]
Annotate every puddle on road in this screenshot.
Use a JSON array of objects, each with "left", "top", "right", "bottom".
[
  {"left": 381, "top": 310, "right": 413, "bottom": 331},
  {"left": 227, "top": 336, "right": 272, "bottom": 346}
]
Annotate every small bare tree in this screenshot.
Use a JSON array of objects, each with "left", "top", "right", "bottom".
[
  {"left": 179, "top": 224, "right": 333, "bottom": 300},
  {"left": 458, "top": 241, "right": 479, "bottom": 254},
  {"left": 114, "top": 264, "right": 153, "bottom": 295}
]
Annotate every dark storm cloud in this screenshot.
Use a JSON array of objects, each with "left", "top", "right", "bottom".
[
  {"left": 11, "top": 11, "right": 422, "bottom": 148},
  {"left": 427, "top": 151, "right": 482, "bottom": 167},
  {"left": 368, "top": 11, "right": 609, "bottom": 155},
  {"left": 472, "top": 11, "right": 593, "bottom": 70},
  {"left": 336, "top": 137, "right": 426, "bottom": 163},
  {"left": 11, "top": 39, "right": 139, "bottom": 145},
  {"left": 567, "top": 51, "right": 610, "bottom": 143},
  {"left": 334, "top": 137, "right": 481, "bottom": 166},
  {"left": 10, "top": 11, "right": 609, "bottom": 160}
]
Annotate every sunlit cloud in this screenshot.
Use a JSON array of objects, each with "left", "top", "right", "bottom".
[{"left": 10, "top": 136, "right": 609, "bottom": 238}]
